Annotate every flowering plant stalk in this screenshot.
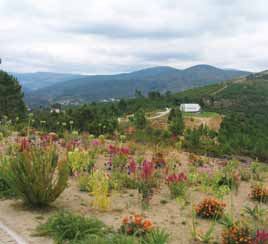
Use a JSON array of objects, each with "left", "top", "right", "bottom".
[
  {"left": 137, "top": 160, "right": 156, "bottom": 208},
  {"left": 166, "top": 172, "right": 187, "bottom": 198},
  {"left": 88, "top": 170, "right": 110, "bottom": 210},
  {"left": 108, "top": 145, "right": 130, "bottom": 172}
]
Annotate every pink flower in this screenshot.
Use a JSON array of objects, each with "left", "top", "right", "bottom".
[
  {"left": 92, "top": 139, "right": 100, "bottom": 146},
  {"left": 73, "top": 171, "right": 80, "bottom": 177},
  {"left": 109, "top": 145, "right": 117, "bottom": 154},
  {"left": 120, "top": 147, "right": 129, "bottom": 155},
  {"left": 129, "top": 159, "right": 137, "bottom": 174},
  {"left": 141, "top": 160, "right": 154, "bottom": 180},
  {"left": 255, "top": 230, "right": 268, "bottom": 243},
  {"left": 166, "top": 173, "right": 187, "bottom": 184}
]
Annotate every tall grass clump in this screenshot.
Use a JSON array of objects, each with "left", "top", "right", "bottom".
[
  {"left": 4, "top": 140, "right": 68, "bottom": 207},
  {"left": 144, "top": 229, "right": 170, "bottom": 244},
  {"left": 36, "top": 211, "right": 107, "bottom": 243}
]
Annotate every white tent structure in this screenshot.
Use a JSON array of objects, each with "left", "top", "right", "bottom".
[{"left": 180, "top": 103, "right": 201, "bottom": 113}]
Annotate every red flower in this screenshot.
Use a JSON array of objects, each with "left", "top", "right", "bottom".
[
  {"left": 129, "top": 159, "right": 137, "bottom": 174},
  {"left": 19, "top": 138, "right": 31, "bottom": 152},
  {"left": 141, "top": 160, "right": 154, "bottom": 180},
  {"left": 166, "top": 172, "right": 187, "bottom": 184}
]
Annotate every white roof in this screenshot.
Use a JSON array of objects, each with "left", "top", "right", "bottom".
[{"left": 180, "top": 103, "right": 201, "bottom": 112}]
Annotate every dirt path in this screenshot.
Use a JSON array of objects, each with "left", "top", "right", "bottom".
[
  {"left": 148, "top": 108, "right": 171, "bottom": 120},
  {"left": 0, "top": 200, "right": 52, "bottom": 244},
  {"left": 211, "top": 84, "right": 227, "bottom": 95},
  {"left": 118, "top": 108, "right": 171, "bottom": 123},
  {"left": 0, "top": 220, "right": 27, "bottom": 244}
]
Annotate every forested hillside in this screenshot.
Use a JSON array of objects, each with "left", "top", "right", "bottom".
[{"left": 176, "top": 71, "right": 268, "bottom": 161}]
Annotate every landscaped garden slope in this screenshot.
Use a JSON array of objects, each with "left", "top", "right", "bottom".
[{"left": 1, "top": 132, "right": 268, "bottom": 244}]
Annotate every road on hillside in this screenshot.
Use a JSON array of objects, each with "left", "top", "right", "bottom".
[
  {"left": 118, "top": 108, "right": 171, "bottom": 123},
  {"left": 148, "top": 108, "right": 171, "bottom": 120}
]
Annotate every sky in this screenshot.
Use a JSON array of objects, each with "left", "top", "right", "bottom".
[{"left": 0, "top": 0, "right": 268, "bottom": 74}]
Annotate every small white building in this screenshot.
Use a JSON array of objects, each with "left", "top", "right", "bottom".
[
  {"left": 50, "top": 108, "right": 61, "bottom": 114},
  {"left": 180, "top": 103, "right": 201, "bottom": 113}
]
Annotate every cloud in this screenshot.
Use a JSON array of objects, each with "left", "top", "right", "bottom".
[
  {"left": 0, "top": 0, "right": 268, "bottom": 73},
  {"left": 63, "top": 23, "right": 194, "bottom": 39}
]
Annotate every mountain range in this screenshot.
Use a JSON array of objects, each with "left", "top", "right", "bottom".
[{"left": 11, "top": 64, "right": 250, "bottom": 106}]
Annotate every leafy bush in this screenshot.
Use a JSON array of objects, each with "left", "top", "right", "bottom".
[
  {"left": 242, "top": 205, "right": 268, "bottom": 230},
  {"left": 36, "top": 211, "right": 107, "bottom": 242},
  {"left": 110, "top": 172, "right": 138, "bottom": 191},
  {"left": 217, "top": 160, "right": 241, "bottom": 191},
  {"left": 240, "top": 168, "right": 251, "bottom": 182},
  {"left": 0, "top": 178, "right": 16, "bottom": 199},
  {"left": 0, "top": 157, "right": 16, "bottom": 198},
  {"left": 68, "top": 149, "right": 96, "bottom": 174},
  {"left": 129, "top": 109, "right": 147, "bottom": 129},
  {"left": 4, "top": 142, "right": 68, "bottom": 207},
  {"left": 251, "top": 161, "right": 265, "bottom": 181}
]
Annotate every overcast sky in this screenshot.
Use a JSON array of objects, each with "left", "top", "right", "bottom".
[{"left": 0, "top": 0, "right": 268, "bottom": 74}]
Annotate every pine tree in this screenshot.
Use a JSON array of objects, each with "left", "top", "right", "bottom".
[
  {"left": 0, "top": 70, "right": 26, "bottom": 118},
  {"left": 168, "top": 108, "right": 184, "bottom": 135}
]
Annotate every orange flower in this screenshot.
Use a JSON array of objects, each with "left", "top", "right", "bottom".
[
  {"left": 143, "top": 220, "right": 153, "bottom": 231},
  {"left": 134, "top": 216, "right": 143, "bottom": 225}
]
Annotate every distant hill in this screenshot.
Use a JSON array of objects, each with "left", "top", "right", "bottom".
[
  {"left": 14, "top": 65, "right": 250, "bottom": 106},
  {"left": 11, "top": 72, "right": 85, "bottom": 91}
]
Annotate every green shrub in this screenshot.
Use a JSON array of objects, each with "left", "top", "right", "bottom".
[
  {"left": 72, "top": 234, "right": 137, "bottom": 244},
  {"left": 5, "top": 144, "right": 68, "bottom": 207},
  {"left": 0, "top": 158, "right": 16, "bottom": 198},
  {"left": 110, "top": 172, "right": 138, "bottom": 191},
  {"left": 168, "top": 108, "right": 184, "bottom": 136},
  {"left": 0, "top": 178, "right": 16, "bottom": 199},
  {"left": 240, "top": 168, "right": 251, "bottom": 182},
  {"left": 143, "top": 229, "right": 170, "bottom": 244},
  {"left": 129, "top": 109, "right": 147, "bottom": 129},
  {"left": 36, "top": 211, "right": 107, "bottom": 242}
]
